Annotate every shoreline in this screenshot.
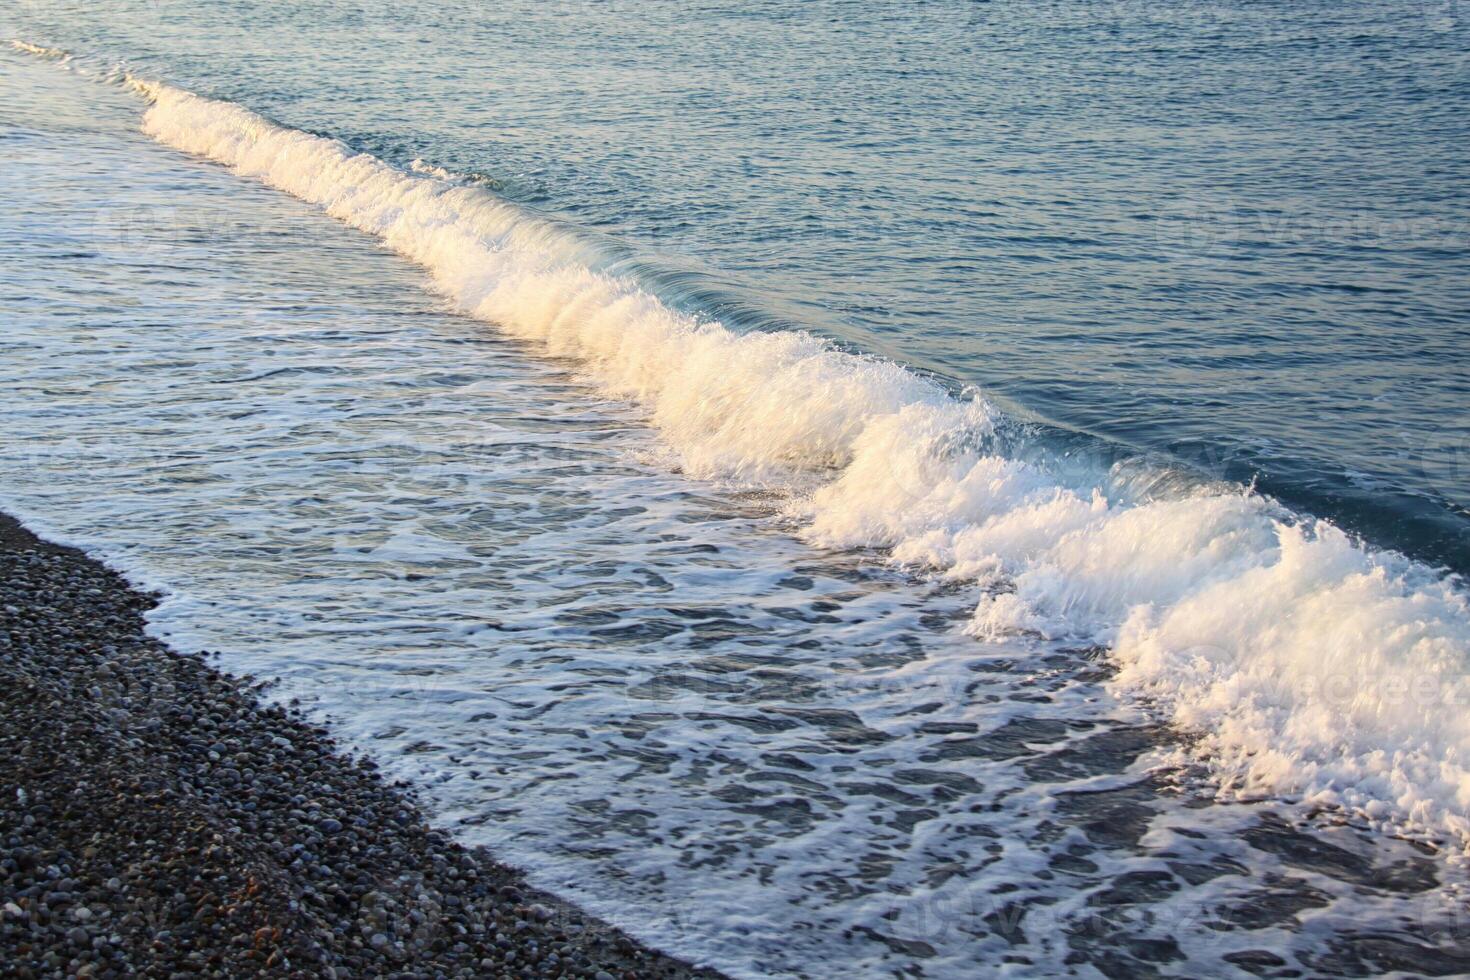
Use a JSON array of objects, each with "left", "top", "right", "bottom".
[{"left": 0, "top": 512, "right": 725, "bottom": 979}]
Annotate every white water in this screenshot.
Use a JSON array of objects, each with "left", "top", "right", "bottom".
[
  {"left": 8, "top": 40, "right": 1470, "bottom": 976},
  {"left": 104, "top": 66, "right": 1470, "bottom": 851}
]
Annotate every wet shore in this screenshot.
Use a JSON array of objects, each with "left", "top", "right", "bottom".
[{"left": 0, "top": 513, "right": 723, "bottom": 979}]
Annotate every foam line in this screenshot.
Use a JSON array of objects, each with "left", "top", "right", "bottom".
[{"left": 17, "top": 44, "right": 1470, "bottom": 848}]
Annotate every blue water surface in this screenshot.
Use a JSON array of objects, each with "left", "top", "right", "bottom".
[{"left": 9, "top": 0, "right": 1469, "bottom": 568}]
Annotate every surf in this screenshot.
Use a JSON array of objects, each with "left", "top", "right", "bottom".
[{"left": 15, "top": 39, "right": 1470, "bottom": 852}]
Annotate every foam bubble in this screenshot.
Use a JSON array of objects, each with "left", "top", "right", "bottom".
[
  {"left": 8, "top": 40, "right": 70, "bottom": 60},
  {"left": 32, "top": 56, "right": 1470, "bottom": 848}
]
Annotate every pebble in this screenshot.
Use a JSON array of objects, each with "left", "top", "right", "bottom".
[{"left": 0, "top": 512, "right": 723, "bottom": 980}]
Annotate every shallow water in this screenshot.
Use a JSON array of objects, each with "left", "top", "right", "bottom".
[{"left": 4, "top": 8, "right": 1470, "bottom": 980}]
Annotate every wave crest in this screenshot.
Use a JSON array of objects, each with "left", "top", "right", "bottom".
[{"left": 30, "top": 53, "right": 1470, "bottom": 847}]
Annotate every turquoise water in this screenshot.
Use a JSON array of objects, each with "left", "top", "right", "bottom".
[
  {"left": 9, "top": 0, "right": 1468, "bottom": 570},
  {"left": 5, "top": 4, "right": 1470, "bottom": 978}
]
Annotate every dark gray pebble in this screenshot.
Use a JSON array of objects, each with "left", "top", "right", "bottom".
[{"left": 0, "top": 512, "right": 723, "bottom": 980}]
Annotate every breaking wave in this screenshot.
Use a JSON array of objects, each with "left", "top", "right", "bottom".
[{"left": 18, "top": 42, "right": 1470, "bottom": 849}]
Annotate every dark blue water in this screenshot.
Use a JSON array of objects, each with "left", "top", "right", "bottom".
[{"left": 8, "top": 0, "right": 1469, "bottom": 570}]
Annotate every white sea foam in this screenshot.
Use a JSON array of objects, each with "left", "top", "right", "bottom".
[
  {"left": 20, "top": 50, "right": 1470, "bottom": 848},
  {"left": 8, "top": 39, "right": 70, "bottom": 61},
  {"left": 813, "top": 446, "right": 1470, "bottom": 840}
]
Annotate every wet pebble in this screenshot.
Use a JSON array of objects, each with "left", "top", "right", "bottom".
[{"left": 0, "top": 513, "right": 722, "bottom": 980}]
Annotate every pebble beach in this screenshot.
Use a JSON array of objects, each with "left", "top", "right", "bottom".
[{"left": 0, "top": 513, "right": 722, "bottom": 979}]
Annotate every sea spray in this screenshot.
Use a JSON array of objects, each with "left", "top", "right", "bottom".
[{"left": 17, "top": 45, "right": 1470, "bottom": 849}]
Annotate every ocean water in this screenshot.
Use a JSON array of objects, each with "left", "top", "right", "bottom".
[{"left": 2, "top": 2, "right": 1469, "bottom": 977}]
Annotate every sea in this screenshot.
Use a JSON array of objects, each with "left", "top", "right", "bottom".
[{"left": 2, "top": 2, "right": 1469, "bottom": 976}]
